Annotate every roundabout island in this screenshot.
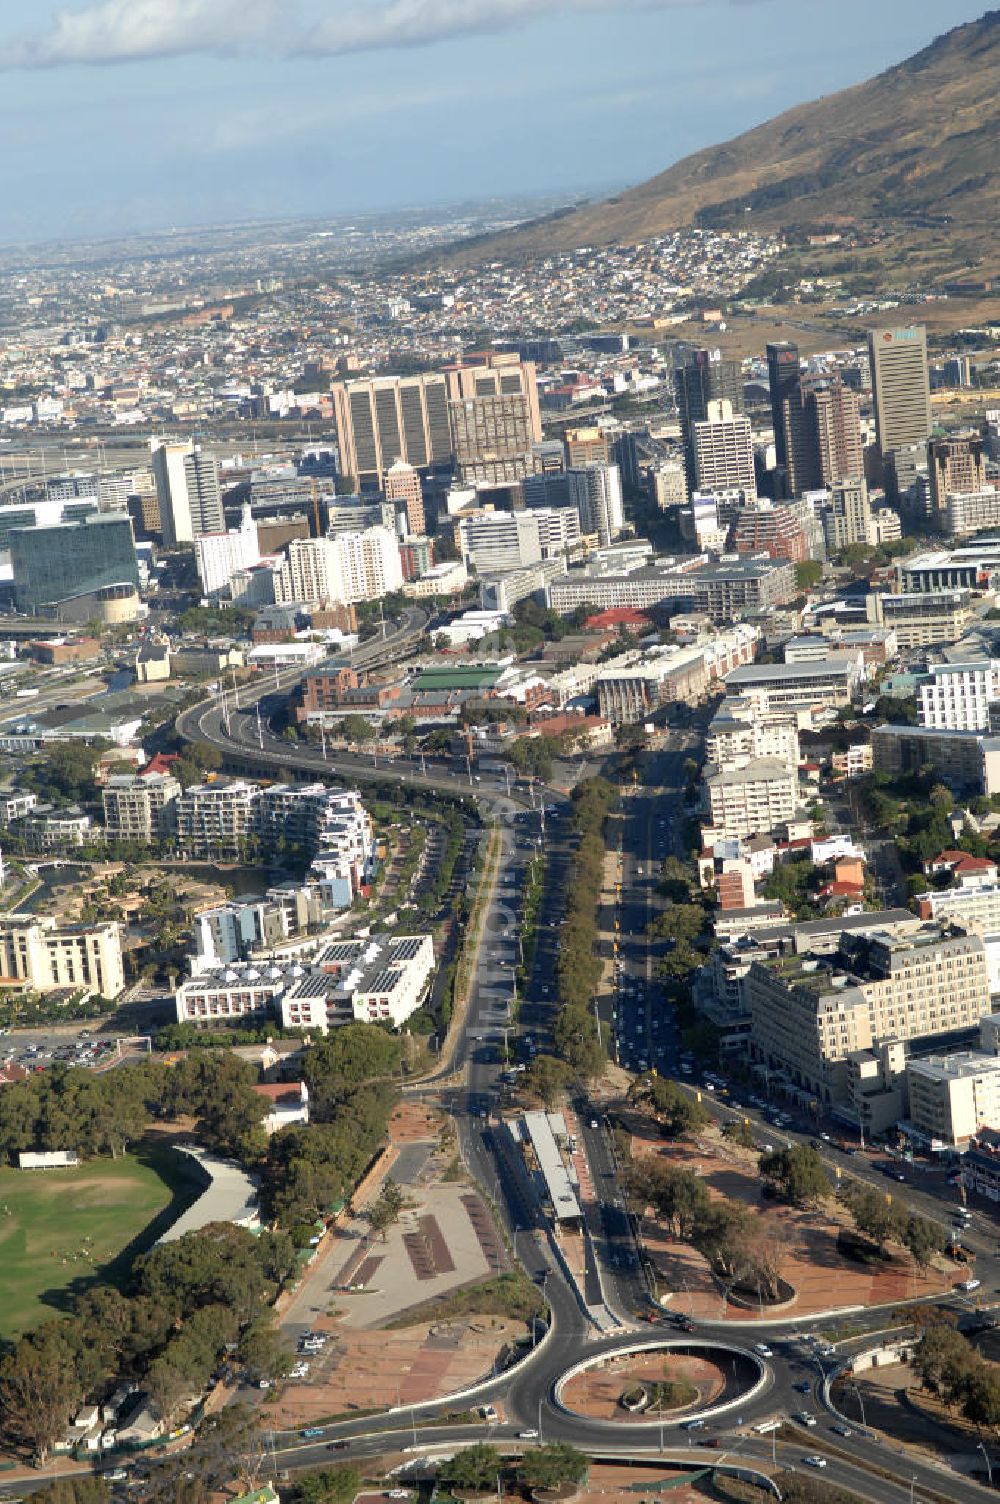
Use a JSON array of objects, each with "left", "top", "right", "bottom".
[{"left": 553, "top": 1339, "right": 768, "bottom": 1428}]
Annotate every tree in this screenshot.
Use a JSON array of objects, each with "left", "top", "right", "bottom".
[
  {"left": 0, "top": 1329, "right": 85, "bottom": 1462},
  {"left": 795, "top": 560, "right": 823, "bottom": 591},
  {"left": 440, "top": 1443, "right": 502, "bottom": 1493},
  {"left": 840, "top": 1181, "right": 905, "bottom": 1254},
  {"left": 902, "top": 1214, "right": 945, "bottom": 1270},
  {"left": 339, "top": 714, "right": 376, "bottom": 744},
  {"left": 295, "top": 1467, "right": 363, "bottom": 1504},
  {"left": 758, "top": 1145, "right": 831, "bottom": 1207},
  {"left": 239, "top": 1317, "right": 293, "bottom": 1381},
  {"left": 629, "top": 1077, "right": 709, "bottom": 1138},
  {"left": 366, "top": 1178, "right": 404, "bottom": 1241},
  {"left": 518, "top": 1444, "right": 589, "bottom": 1491},
  {"left": 523, "top": 1054, "right": 573, "bottom": 1107},
  {"left": 722, "top": 1118, "right": 757, "bottom": 1149}
]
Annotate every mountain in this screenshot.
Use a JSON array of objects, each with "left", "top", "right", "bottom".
[{"left": 451, "top": 11, "right": 1000, "bottom": 278}]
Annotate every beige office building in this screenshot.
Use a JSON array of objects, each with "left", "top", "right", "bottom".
[
  {"left": 907, "top": 1051, "right": 1000, "bottom": 1147},
  {"left": 0, "top": 917, "right": 125, "bottom": 998},
  {"left": 748, "top": 926, "right": 991, "bottom": 1105},
  {"left": 868, "top": 326, "right": 932, "bottom": 457},
  {"left": 384, "top": 458, "right": 425, "bottom": 535},
  {"left": 929, "top": 433, "right": 987, "bottom": 516},
  {"left": 332, "top": 375, "right": 452, "bottom": 489},
  {"left": 805, "top": 381, "right": 863, "bottom": 489}
]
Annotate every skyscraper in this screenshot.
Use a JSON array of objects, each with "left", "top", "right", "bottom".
[
  {"left": 151, "top": 440, "right": 223, "bottom": 546},
  {"left": 868, "top": 326, "right": 932, "bottom": 457},
  {"left": 675, "top": 349, "right": 744, "bottom": 488},
  {"left": 804, "top": 380, "right": 863, "bottom": 489},
  {"left": 331, "top": 374, "right": 452, "bottom": 490},
  {"left": 691, "top": 401, "right": 757, "bottom": 500},
  {"left": 445, "top": 354, "right": 542, "bottom": 484},
  {"left": 765, "top": 342, "right": 804, "bottom": 484}
]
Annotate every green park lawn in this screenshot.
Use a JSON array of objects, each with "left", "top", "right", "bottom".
[{"left": 0, "top": 1147, "right": 189, "bottom": 1335}]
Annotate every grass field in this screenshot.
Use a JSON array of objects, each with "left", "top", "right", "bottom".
[{"left": 0, "top": 1146, "right": 194, "bottom": 1336}]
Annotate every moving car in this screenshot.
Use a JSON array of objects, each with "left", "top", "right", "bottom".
[
  {"left": 794, "top": 1412, "right": 817, "bottom": 1426},
  {"left": 753, "top": 1343, "right": 773, "bottom": 1358},
  {"left": 803, "top": 1455, "right": 827, "bottom": 1469}
]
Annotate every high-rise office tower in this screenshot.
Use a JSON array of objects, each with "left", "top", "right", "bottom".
[
  {"left": 384, "top": 458, "right": 425, "bottom": 536},
  {"left": 928, "top": 433, "right": 987, "bottom": 516},
  {"left": 445, "top": 353, "right": 542, "bottom": 484},
  {"left": 150, "top": 440, "right": 223, "bottom": 546},
  {"left": 765, "top": 342, "right": 805, "bottom": 483},
  {"left": 868, "top": 326, "right": 932, "bottom": 457},
  {"left": 331, "top": 374, "right": 451, "bottom": 490},
  {"left": 675, "top": 349, "right": 744, "bottom": 488},
  {"left": 805, "top": 380, "right": 863, "bottom": 489},
  {"left": 443, "top": 353, "right": 542, "bottom": 438},
  {"left": 521, "top": 463, "right": 624, "bottom": 546},
  {"left": 691, "top": 401, "right": 757, "bottom": 500}
]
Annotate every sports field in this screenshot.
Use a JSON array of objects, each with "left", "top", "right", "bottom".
[{"left": 0, "top": 1149, "right": 187, "bottom": 1335}]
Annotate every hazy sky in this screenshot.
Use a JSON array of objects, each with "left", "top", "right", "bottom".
[{"left": 0, "top": 0, "right": 989, "bottom": 245}]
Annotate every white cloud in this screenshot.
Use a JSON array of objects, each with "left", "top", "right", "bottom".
[
  {"left": 2, "top": 0, "right": 282, "bottom": 67},
  {"left": 0, "top": 0, "right": 761, "bottom": 69}
]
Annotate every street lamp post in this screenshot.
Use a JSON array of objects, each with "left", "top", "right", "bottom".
[
  {"left": 537, "top": 1393, "right": 544, "bottom": 1443},
  {"left": 910, "top": 1474, "right": 917, "bottom": 1504},
  {"left": 979, "top": 1442, "right": 993, "bottom": 1487}
]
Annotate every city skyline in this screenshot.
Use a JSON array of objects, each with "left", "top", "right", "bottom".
[{"left": 0, "top": 0, "right": 987, "bottom": 244}]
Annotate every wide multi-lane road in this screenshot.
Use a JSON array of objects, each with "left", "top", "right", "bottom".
[{"left": 172, "top": 675, "right": 999, "bottom": 1504}]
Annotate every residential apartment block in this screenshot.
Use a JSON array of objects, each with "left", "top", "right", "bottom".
[
  {"left": 704, "top": 756, "right": 799, "bottom": 840},
  {"left": 0, "top": 916, "right": 125, "bottom": 998},
  {"left": 917, "top": 659, "right": 1000, "bottom": 732},
  {"left": 102, "top": 770, "right": 181, "bottom": 844}
]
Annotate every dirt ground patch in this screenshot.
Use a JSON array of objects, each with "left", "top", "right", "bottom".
[
  {"left": 562, "top": 1350, "right": 726, "bottom": 1421},
  {"left": 265, "top": 1316, "right": 525, "bottom": 1425},
  {"left": 632, "top": 1126, "right": 951, "bottom": 1320}
]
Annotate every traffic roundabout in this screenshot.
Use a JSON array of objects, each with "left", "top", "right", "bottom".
[{"left": 551, "top": 1338, "right": 769, "bottom": 1429}]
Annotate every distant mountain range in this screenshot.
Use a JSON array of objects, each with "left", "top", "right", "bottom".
[{"left": 452, "top": 11, "right": 1000, "bottom": 282}]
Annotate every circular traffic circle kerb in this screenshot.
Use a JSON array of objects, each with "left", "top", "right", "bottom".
[{"left": 553, "top": 1339, "right": 768, "bottom": 1426}]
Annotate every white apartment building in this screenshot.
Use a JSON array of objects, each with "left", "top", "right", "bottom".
[
  {"left": 907, "top": 1051, "right": 1000, "bottom": 1146},
  {"left": 279, "top": 932, "right": 435, "bottom": 1032},
  {"left": 175, "top": 778, "right": 258, "bottom": 860},
  {"left": 102, "top": 771, "right": 181, "bottom": 844},
  {"left": 174, "top": 960, "right": 300, "bottom": 1025},
  {"left": 274, "top": 526, "right": 403, "bottom": 606},
  {"left": 748, "top": 926, "right": 991, "bottom": 1105},
  {"left": 915, "top": 883, "right": 1000, "bottom": 936},
  {"left": 336, "top": 525, "right": 404, "bottom": 601},
  {"left": 704, "top": 756, "right": 799, "bottom": 839},
  {"left": 402, "top": 559, "right": 469, "bottom": 598},
  {"left": 0, "top": 916, "right": 124, "bottom": 998},
  {"left": 194, "top": 505, "right": 260, "bottom": 599},
  {"left": 722, "top": 653, "right": 863, "bottom": 716},
  {"left": 944, "top": 487, "right": 1000, "bottom": 538},
  {"left": 917, "top": 659, "right": 1000, "bottom": 732},
  {"left": 706, "top": 696, "right": 800, "bottom": 773},
  {"left": 459, "top": 507, "right": 580, "bottom": 574}
]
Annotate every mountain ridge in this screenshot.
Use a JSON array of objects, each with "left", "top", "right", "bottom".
[{"left": 446, "top": 11, "right": 1000, "bottom": 278}]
